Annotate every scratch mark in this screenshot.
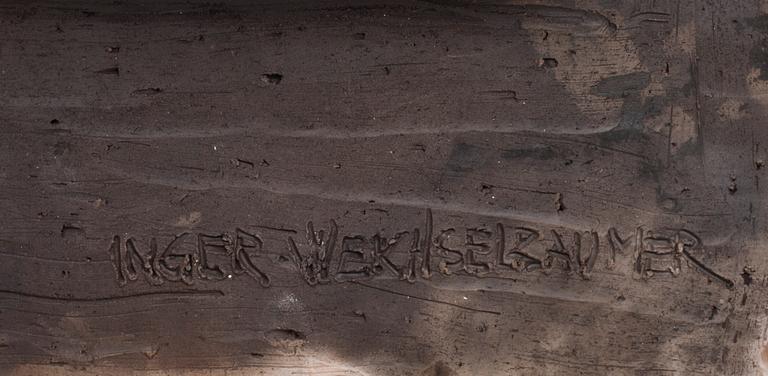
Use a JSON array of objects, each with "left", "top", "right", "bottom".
[
  {"left": 675, "top": 0, "right": 680, "bottom": 40},
  {"left": 351, "top": 281, "right": 501, "bottom": 315},
  {"left": 252, "top": 225, "right": 298, "bottom": 234},
  {"left": 667, "top": 104, "right": 674, "bottom": 166},
  {"left": 681, "top": 249, "right": 734, "bottom": 289},
  {"left": 690, "top": 57, "right": 704, "bottom": 154},
  {"left": 0, "top": 289, "right": 224, "bottom": 303}
]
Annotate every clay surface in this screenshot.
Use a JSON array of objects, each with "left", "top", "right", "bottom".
[{"left": 1, "top": 1, "right": 768, "bottom": 375}]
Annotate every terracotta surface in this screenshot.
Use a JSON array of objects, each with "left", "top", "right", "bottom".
[{"left": 1, "top": 1, "right": 767, "bottom": 375}]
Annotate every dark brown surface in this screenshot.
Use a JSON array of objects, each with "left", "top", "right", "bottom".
[{"left": 1, "top": 1, "right": 767, "bottom": 375}]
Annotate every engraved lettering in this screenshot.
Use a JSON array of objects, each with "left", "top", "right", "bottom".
[
  {"left": 154, "top": 233, "right": 196, "bottom": 285},
  {"left": 288, "top": 220, "right": 338, "bottom": 285},
  {"left": 371, "top": 232, "right": 408, "bottom": 278},
  {"left": 462, "top": 228, "right": 494, "bottom": 275},
  {"left": 606, "top": 227, "right": 641, "bottom": 269},
  {"left": 336, "top": 235, "right": 371, "bottom": 282},
  {"left": 403, "top": 208, "right": 433, "bottom": 282},
  {"left": 196, "top": 233, "right": 230, "bottom": 281},
  {"left": 543, "top": 229, "right": 578, "bottom": 274},
  {"left": 497, "top": 225, "right": 541, "bottom": 272},
  {"left": 232, "top": 228, "right": 271, "bottom": 287},
  {"left": 436, "top": 229, "right": 463, "bottom": 275},
  {"left": 106, "top": 208, "right": 734, "bottom": 290}
]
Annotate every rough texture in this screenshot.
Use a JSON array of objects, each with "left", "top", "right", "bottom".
[{"left": 1, "top": 1, "right": 767, "bottom": 375}]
